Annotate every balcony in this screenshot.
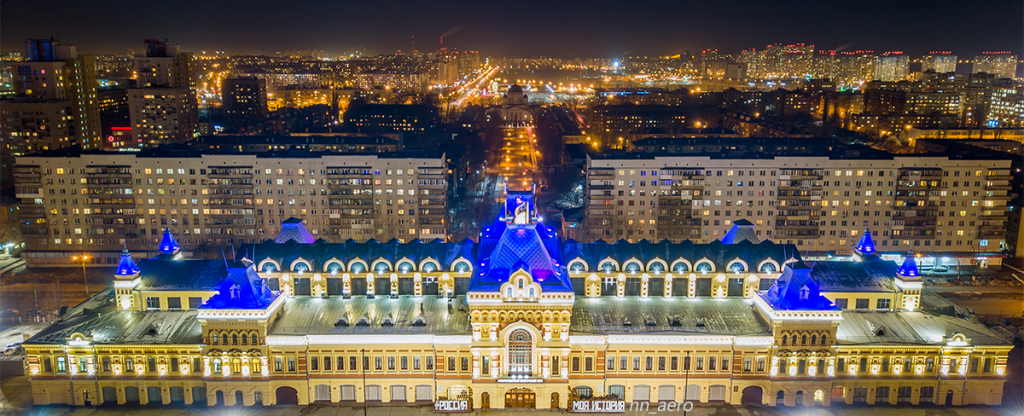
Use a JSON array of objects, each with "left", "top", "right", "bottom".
[
  {"left": 979, "top": 230, "right": 1005, "bottom": 238},
  {"left": 980, "top": 215, "right": 1008, "bottom": 221},
  {"left": 986, "top": 175, "right": 1013, "bottom": 181},
  {"left": 985, "top": 185, "right": 1012, "bottom": 191}
]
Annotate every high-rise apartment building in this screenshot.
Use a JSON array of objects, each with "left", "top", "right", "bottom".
[
  {"left": 835, "top": 51, "right": 875, "bottom": 87},
  {"left": 128, "top": 39, "right": 199, "bottom": 147},
  {"left": 922, "top": 52, "right": 957, "bottom": 74},
  {"left": 222, "top": 77, "right": 268, "bottom": 128},
  {"left": 1, "top": 39, "right": 100, "bottom": 155},
  {"left": 13, "top": 148, "right": 448, "bottom": 267},
  {"left": 973, "top": 52, "right": 1017, "bottom": 79},
  {"left": 583, "top": 139, "right": 1012, "bottom": 265},
  {"left": 873, "top": 52, "right": 910, "bottom": 82}
]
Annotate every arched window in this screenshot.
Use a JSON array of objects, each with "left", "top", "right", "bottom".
[
  {"left": 241, "top": 334, "right": 248, "bottom": 344},
  {"left": 729, "top": 262, "right": 746, "bottom": 273},
  {"left": 262, "top": 262, "right": 278, "bottom": 273},
  {"left": 624, "top": 262, "right": 641, "bottom": 273},
  {"left": 518, "top": 279, "right": 524, "bottom": 289},
  {"left": 529, "top": 288, "right": 535, "bottom": 297},
  {"left": 508, "top": 329, "right": 533, "bottom": 375},
  {"left": 802, "top": 335, "right": 807, "bottom": 345},
  {"left": 454, "top": 261, "right": 471, "bottom": 273},
  {"left": 506, "top": 288, "right": 512, "bottom": 297},
  {"left": 821, "top": 334, "right": 828, "bottom": 345},
  {"left": 232, "top": 334, "right": 238, "bottom": 345},
  {"left": 811, "top": 335, "right": 817, "bottom": 345},
  {"left": 569, "top": 262, "right": 586, "bottom": 273},
  {"left": 649, "top": 262, "right": 665, "bottom": 273},
  {"left": 600, "top": 261, "right": 616, "bottom": 273},
  {"left": 760, "top": 262, "right": 777, "bottom": 273},
  {"left": 212, "top": 333, "right": 219, "bottom": 344},
  {"left": 695, "top": 262, "right": 713, "bottom": 273},
  {"left": 781, "top": 335, "right": 787, "bottom": 346},
  {"left": 672, "top": 261, "right": 689, "bottom": 273}
]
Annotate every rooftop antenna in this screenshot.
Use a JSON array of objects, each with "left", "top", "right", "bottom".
[{"left": 220, "top": 247, "right": 229, "bottom": 268}]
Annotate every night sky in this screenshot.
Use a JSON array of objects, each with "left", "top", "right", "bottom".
[{"left": 3, "top": 0, "right": 1021, "bottom": 57}]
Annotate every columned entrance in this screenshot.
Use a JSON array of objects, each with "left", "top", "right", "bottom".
[{"left": 505, "top": 388, "right": 535, "bottom": 408}]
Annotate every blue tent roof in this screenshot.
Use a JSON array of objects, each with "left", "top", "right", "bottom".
[
  {"left": 470, "top": 220, "right": 572, "bottom": 293},
  {"left": 898, "top": 256, "right": 920, "bottom": 277},
  {"left": 763, "top": 262, "right": 839, "bottom": 311},
  {"left": 115, "top": 248, "right": 140, "bottom": 276},
  {"left": 201, "top": 265, "right": 278, "bottom": 310},
  {"left": 159, "top": 228, "right": 180, "bottom": 253},
  {"left": 276, "top": 217, "right": 316, "bottom": 244},
  {"left": 721, "top": 219, "right": 760, "bottom": 244},
  {"left": 855, "top": 228, "right": 876, "bottom": 255}
]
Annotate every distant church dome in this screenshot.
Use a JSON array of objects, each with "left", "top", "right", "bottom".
[{"left": 508, "top": 84, "right": 523, "bottom": 93}]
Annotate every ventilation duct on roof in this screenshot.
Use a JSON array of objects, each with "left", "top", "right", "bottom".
[
  {"left": 381, "top": 313, "right": 396, "bottom": 326},
  {"left": 356, "top": 313, "right": 372, "bottom": 326},
  {"left": 644, "top": 316, "right": 657, "bottom": 326}
]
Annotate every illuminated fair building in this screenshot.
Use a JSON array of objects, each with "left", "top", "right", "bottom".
[{"left": 24, "top": 191, "right": 1010, "bottom": 408}]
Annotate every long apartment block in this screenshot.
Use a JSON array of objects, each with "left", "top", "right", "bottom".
[
  {"left": 14, "top": 149, "right": 448, "bottom": 267},
  {"left": 584, "top": 139, "right": 1013, "bottom": 265}
]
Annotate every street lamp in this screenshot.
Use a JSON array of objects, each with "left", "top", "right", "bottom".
[{"left": 72, "top": 255, "right": 90, "bottom": 296}]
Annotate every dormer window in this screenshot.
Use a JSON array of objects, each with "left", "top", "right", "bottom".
[
  {"left": 230, "top": 284, "right": 241, "bottom": 299},
  {"left": 799, "top": 285, "right": 810, "bottom": 300},
  {"left": 518, "top": 279, "right": 524, "bottom": 289}
]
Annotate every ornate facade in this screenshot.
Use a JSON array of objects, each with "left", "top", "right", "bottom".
[{"left": 24, "top": 191, "right": 1010, "bottom": 408}]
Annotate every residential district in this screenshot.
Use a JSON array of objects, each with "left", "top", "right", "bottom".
[{"left": 0, "top": 37, "right": 1022, "bottom": 414}]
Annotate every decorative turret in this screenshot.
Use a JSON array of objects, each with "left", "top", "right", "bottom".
[
  {"left": 895, "top": 253, "right": 923, "bottom": 311},
  {"left": 115, "top": 248, "right": 140, "bottom": 278},
  {"left": 854, "top": 228, "right": 876, "bottom": 256},
  {"left": 159, "top": 228, "right": 180, "bottom": 255},
  {"left": 897, "top": 255, "right": 920, "bottom": 278}
]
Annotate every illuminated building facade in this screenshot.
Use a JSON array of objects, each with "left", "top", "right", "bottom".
[
  {"left": 128, "top": 39, "right": 199, "bottom": 147},
  {"left": 13, "top": 149, "right": 448, "bottom": 267},
  {"left": 922, "top": 53, "right": 957, "bottom": 74},
  {"left": 873, "top": 53, "right": 910, "bottom": 82},
  {"left": 23, "top": 191, "right": 1010, "bottom": 408},
  {"left": 972, "top": 52, "right": 1017, "bottom": 79},
  {"left": 583, "top": 140, "right": 1013, "bottom": 264}
]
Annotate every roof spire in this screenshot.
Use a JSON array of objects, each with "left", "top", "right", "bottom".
[
  {"left": 898, "top": 254, "right": 920, "bottom": 277},
  {"left": 116, "top": 247, "right": 140, "bottom": 277},
  {"left": 855, "top": 228, "right": 876, "bottom": 255},
  {"left": 159, "top": 227, "right": 180, "bottom": 254}
]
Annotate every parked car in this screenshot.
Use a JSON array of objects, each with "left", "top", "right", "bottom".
[{"left": 3, "top": 343, "right": 24, "bottom": 356}]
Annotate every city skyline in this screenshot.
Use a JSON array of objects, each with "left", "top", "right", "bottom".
[{"left": 3, "top": 0, "right": 1022, "bottom": 57}]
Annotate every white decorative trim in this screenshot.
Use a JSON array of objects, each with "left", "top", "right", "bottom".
[
  {"left": 196, "top": 294, "right": 285, "bottom": 320},
  {"left": 607, "top": 335, "right": 733, "bottom": 345},
  {"left": 114, "top": 278, "right": 141, "bottom": 288},
  {"left": 568, "top": 336, "right": 606, "bottom": 345},
  {"left": 753, "top": 295, "right": 843, "bottom": 321},
  {"left": 735, "top": 336, "right": 774, "bottom": 346},
  {"left": 894, "top": 279, "right": 923, "bottom": 289},
  {"left": 267, "top": 334, "right": 471, "bottom": 346}
]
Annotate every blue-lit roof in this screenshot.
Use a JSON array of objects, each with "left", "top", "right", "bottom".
[
  {"left": 201, "top": 265, "right": 278, "bottom": 310},
  {"left": 762, "top": 262, "right": 840, "bottom": 311},
  {"left": 115, "top": 248, "right": 140, "bottom": 276},
  {"left": 855, "top": 228, "right": 876, "bottom": 254},
  {"left": 721, "top": 219, "right": 760, "bottom": 244},
  {"left": 898, "top": 256, "right": 920, "bottom": 277},
  {"left": 276, "top": 217, "right": 316, "bottom": 244},
  {"left": 470, "top": 222, "right": 572, "bottom": 292},
  {"left": 159, "top": 228, "right": 180, "bottom": 253}
]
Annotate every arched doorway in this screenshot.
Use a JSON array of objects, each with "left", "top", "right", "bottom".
[
  {"left": 945, "top": 390, "right": 954, "bottom": 406},
  {"left": 795, "top": 390, "right": 804, "bottom": 406},
  {"left": 169, "top": 387, "right": 185, "bottom": 403},
  {"left": 235, "top": 391, "right": 245, "bottom": 406},
  {"left": 504, "top": 388, "right": 535, "bottom": 408},
  {"left": 276, "top": 387, "right": 298, "bottom": 405},
  {"left": 482, "top": 392, "right": 491, "bottom": 409},
  {"left": 776, "top": 390, "right": 785, "bottom": 406},
  {"left": 147, "top": 387, "right": 162, "bottom": 405},
  {"left": 215, "top": 391, "right": 225, "bottom": 406},
  {"left": 508, "top": 329, "right": 533, "bottom": 375},
  {"left": 254, "top": 391, "right": 263, "bottom": 406},
  {"left": 102, "top": 386, "right": 118, "bottom": 405},
  {"left": 191, "top": 387, "right": 207, "bottom": 405},
  {"left": 124, "top": 387, "right": 140, "bottom": 404},
  {"left": 741, "top": 386, "right": 762, "bottom": 405},
  {"left": 550, "top": 392, "right": 559, "bottom": 409}
]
